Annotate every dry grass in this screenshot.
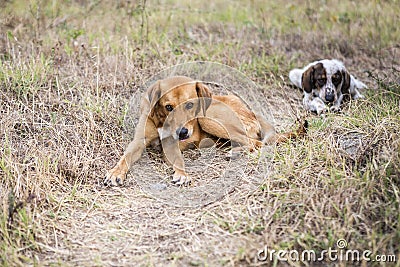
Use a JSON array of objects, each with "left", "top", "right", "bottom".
[{"left": 1, "top": 0, "right": 399, "bottom": 266}]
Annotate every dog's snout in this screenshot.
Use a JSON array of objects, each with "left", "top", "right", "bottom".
[
  {"left": 176, "top": 127, "right": 189, "bottom": 140},
  {"left": 325, "top": 93, "right": 335, "bottom": 102}
]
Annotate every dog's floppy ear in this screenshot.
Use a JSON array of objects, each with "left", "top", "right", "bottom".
[
  {"left": 341, "top": 70, "right": 351, "bottom": 94},
  {"left": 301, "top": 66, "right": 314, "bottom": 93},
  {"left": 148, "top": 80, "right": 161, "bottom": 106},
  {"left": 147, "top": 80, "right": 162, "bottom": 118},
  {"left": 195, "top": 82, "right": 212, "bottom": 116}
]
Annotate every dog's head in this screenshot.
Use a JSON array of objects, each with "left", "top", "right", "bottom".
[
  {"left": 147, "top": 76, "right": 212, "bottom": 141},
  {"left": 301, "top": 60, "right": 351, "bottom": 103}
]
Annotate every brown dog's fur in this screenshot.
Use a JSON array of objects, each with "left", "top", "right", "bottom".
[{"left": 105, "top": 76, "right": 306, "bottom": 186}]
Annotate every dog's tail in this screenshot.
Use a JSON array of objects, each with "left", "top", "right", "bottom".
[
  {"left": 288, "top": 68, "right": 303, "bottom": 89},
  {"left": 258, "top": 115, "right": 308, "bottom": 145},
  {"left": 274, "top": 119, "right": 308, "bottom": 144}
]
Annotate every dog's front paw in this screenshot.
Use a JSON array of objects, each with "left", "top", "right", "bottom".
[
  {"left": 309, "top": 98, "right": 328, "bottom": 115},
  {"left": 172, "top": 171, "right": 192, "bottom": 186},
  {"left": 104, "top": 166, "right": 126, "bottom": 186},
  {"left": 352, "top": 93, "right": 365, "bottom": 100},
  {"left": 330, "top": 105, "right": 341, "bottom": 113},
  {"left": 316, "top": 104, "right": 329, "bottom": 115}
]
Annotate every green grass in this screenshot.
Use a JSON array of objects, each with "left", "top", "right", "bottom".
[{"left": 1, "top": 0, "right": 399, "bottom": 266}]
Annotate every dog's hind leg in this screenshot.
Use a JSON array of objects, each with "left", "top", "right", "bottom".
[{"left": 256, "top": 114, "right": 277, "bottom": 145}]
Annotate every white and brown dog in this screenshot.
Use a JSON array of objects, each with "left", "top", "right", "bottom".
[{"left": 289, "top": 59, "right": 366, "bottom": 114}]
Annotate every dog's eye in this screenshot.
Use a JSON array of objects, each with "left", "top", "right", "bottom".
[
  {"left": 185, "top": 102, "right": 194, "bottom": 110},
  {"left": 317, "top": 79, "right": 326, "bottom": 86},
  {"left": 165, "top": 104, "right": 173, "bottom": 111},
  {"left": 332, "top": 75, "right": 341, "bottom": 84}
]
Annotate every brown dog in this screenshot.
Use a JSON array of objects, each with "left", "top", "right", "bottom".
[{"left": 104, "top": 76, "right": 306, "bottom": 186}]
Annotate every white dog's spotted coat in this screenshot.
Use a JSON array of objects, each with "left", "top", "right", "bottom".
[{"left": 289, "top": 59, "right": 366, "bottom": 114}]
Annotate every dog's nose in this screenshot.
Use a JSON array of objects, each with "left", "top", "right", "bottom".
[
  {"left": 176, "top": 127, "right": 189, "bottom": 140},
  {"left": 325, "top": 93, "right": 335, "bottom": 102}
]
